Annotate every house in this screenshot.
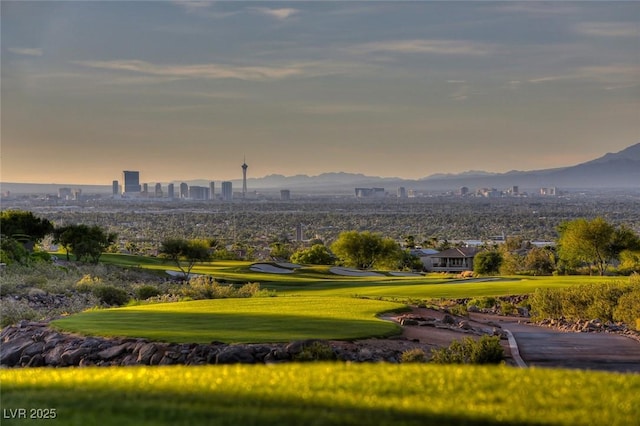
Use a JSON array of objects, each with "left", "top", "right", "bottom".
[{"left": 424, "top": 247, "right": 479, "bottom": 273}]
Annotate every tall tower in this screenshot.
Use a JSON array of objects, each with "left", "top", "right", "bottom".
[{"left": 241, "top": 157, "right": 248, "bottom": 198}]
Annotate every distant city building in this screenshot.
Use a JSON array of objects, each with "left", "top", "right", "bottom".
[
  {"left": 155, "top": 183, "right": 162, "bottom": 198},
  {"left": 58, "top": 188, "right": 72, "bottom": 200},
  {"left": 296, "top": 223, "right": 304, "bottom": 242},
  {"left": 122, "top": 171, "right": 141, "bottom": 194},
  {"left": 142, "top": 183, "right": 149, "bottom": 195},
  {"left": 540, "top": 187, "right": 558, "bottom": 196},
  {"left": 355, "top": 188, "right": 385, "bottom": 198},
  {"left": 459, "top": 186, "right": 469, "bottom": 196},
  {"left": 397, "top": 187, "right": 406, "bottom": 198},
  {"left": 241, "top": 158, "right": 248, "bottom": 198},
  {"left": 511, "top": 186, "right": 519, "bottom": 195},
  {"left": 180, "top": 182, "right": 188, "bottom": 199},
  {"left": 209, "top": 182, "right": 215, "bottom": 200},
  {"left": 167, "top": 183, "right": 175, "bottom": 199},
  {"left": 221, "top": 181, "right": 233, "bottom": 201},
  {"left": 112, "top": 180, "right": 119, "bottom": 196},
  {"left": 189, "top": 186, "right": 209, "bottom": 200},
  {"left": 407, "top": 189, "right": 417, "bottom": 198},
  {"left": 280, "top": 189, "right": 291, "bottom": 201}
]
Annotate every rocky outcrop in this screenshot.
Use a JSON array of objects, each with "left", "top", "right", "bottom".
[
  {"left": 536, "top": 318, "right": 640, "bottom": 342},
  {"left": 394, "top": 313, "right": 507, "bottom": 339},
  {"left": 0, "top": 321, "right": 410, "bottom": 368}
]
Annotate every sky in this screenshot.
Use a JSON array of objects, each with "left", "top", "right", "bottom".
[{"left": 1, "top": 1, "right": 639, "bottom": 185}]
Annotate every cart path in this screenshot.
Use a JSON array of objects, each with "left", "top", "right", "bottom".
[{"left": 500, "top": 320, "right": 640, "bottom": 373}]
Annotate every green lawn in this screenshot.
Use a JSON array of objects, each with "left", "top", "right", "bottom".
[
  {"left": 99, "top": 253, "right": 626, "bottom": 299},
  {"left": 51, "top": 297, "right": 405, "bottom": 343},
  {"left": 2, "top": 364, "right": 638, "bottom": 426}
]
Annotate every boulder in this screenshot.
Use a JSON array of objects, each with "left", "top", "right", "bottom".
[
  {"left": 216, "top": 346, "right": 256, "bottom": 364},
  {"left": 0, "top": 336, "right": 38, "bottom": 366}
]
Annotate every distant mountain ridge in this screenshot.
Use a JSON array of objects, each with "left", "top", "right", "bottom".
[{"left": 2, "top": 143, "right": 639, "bottom": 194}]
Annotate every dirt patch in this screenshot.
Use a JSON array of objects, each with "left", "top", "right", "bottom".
[{"left": 335, "top": 307, "right": 518, "bottom": 366}]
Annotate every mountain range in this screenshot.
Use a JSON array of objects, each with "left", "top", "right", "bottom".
[
  {"left": 2, "top": 143, "right": 639, "bottom": 195},
  {"left": 245, "top": 143, "right": 640, "bottom": 192}
]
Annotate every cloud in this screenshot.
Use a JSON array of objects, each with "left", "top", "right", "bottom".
[
  {"left": 171, "top": 1, "right": 239, "bottom": 18},
  {"left": 574, "top": 22, "right": 639, "bottom": 38},
  {"left": 250, "top": 7, "right": 298, "bottom": 20},
  {"left": 8, "top": 47, "right": 43, "bottom": 57},
  {"left": 528, "top": 65, "right": 639, "bottom": 85},
  {"left": 73, "top": 60, "right": 305, "bottom": 82},
  {"left": 298, "top": 103, "right": 389, "bottom": 115},
  {"left": 349, "top": 39, "right": 495, "bottom": 56}
]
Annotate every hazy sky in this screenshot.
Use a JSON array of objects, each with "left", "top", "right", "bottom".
[{"left": 2, "top": 1, "right": 639, "bottom": 184}]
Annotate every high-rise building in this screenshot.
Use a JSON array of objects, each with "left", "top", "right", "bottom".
[
  {"left": 122, "top": 170, "right": 142, "bottom": 194},
  {"left": 222, "top": 181, "right": 233, "bottom": 201},
  {"left": 209, "top": 181, "right": 215, "bottom": 201},
  {"left": 397, "top": 187, "right": 406, "bottom": 198},
  {"left": 241, "top": 158, "right": 248, "bottom": 198},
  {"left": 122, "top": 171, "right": 141, "bottom": 194},
  {"left": 155, "top": 183, "right": 162, "bottom": 198},
  {"left": 112, "top": 180, "right": 119, "bottom": 196},
  {"left": 280, "top": 189, "right": 290, "bottom": 201},
  {"left": 180, "top": 183, "right": 188, "bottom": 199},
  {"left": 167, "top": 183, "right": 175, "bottom": 199},
  {"left": 189, "top": 186, "right": 209, "bottom": 200}
]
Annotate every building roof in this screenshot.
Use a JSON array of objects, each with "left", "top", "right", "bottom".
[{"left": 429, "top": 247, "right": 478, "bottom": 258}]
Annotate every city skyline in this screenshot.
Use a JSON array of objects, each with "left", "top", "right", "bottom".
[{"left": 2, "top": 1, "right": 638, "bottom": 185}]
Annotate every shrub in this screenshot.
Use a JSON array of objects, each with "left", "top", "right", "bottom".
[
  {"left": 76, "top": 274, "right": 102, "bottom": 293},
  {"left": 293, "top": 341, "right": 336, "bottom": 362},
  {"left": 401, "top": 348, "right": 427, "bottom": 363},
  {"left": 431, "top": 335, "right": 503, "bottom": 365},
  {"left": 500, "top": 301, "right": 518, "bottom": 316},
  {"left": 136, "top": 285, "right": 161, "bottom": 300},
  {"left": 92, "top": 285, "right": 129, "bottom": 306},
  {"left": 613, "top": 287, "right": 640, "bottom": 330},
  {"left": 467, "top": 296, "right": 497, "bottom": 310},
  {"left": 530, "top": 281, "right": 637, "bottom": 323}
]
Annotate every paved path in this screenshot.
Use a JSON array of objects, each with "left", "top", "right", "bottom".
[{"left": 502, "top": 321, "right": 640, "bottom": 373}]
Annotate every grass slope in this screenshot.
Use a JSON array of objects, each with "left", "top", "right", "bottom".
[
  {"left": 2, "top": 364, "right": 638, "bottom": 426},
  {"left": 51, "top": 297, "right": 404, "bottom": 343}
]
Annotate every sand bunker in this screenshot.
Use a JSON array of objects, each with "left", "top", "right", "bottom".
[
  {"left": 250, "top": 263, "right": 295, "bottom": 274},
  {"left": 329, "top": 267, "right": 384, "bottom": 277},
  {"left": 388, "top": 271, "right": 423, "bottom": 277}
]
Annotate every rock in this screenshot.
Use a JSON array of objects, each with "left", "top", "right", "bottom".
[
  {"left": 44, "top": 345, "right": 67, "bottom": 366},
  {"left": 467, "top": 305, "right": 480, "bottom": 313},
  {"left": 137, "top": 343, "right": 159, "bottom": 365},
  {"left": 61, "top": 347, "right": 91, "bottom": 366},
  {"left": 401, "top": 319, "right": 419, "bottom": 326},
  {"left": 441, "top": 314, "right": 455, "bottom": 325},
  {"left": 97, "top": 343, "right": 131, "bottom": 361},
  {"left": 0, "top": 336, "right": 37, "bottom": 366},
  {"left": 216, "top": 346, "right": 256, "bottom": 364},
  {"left": 458, "top": 320, "right": 473, "bottom": 330}
]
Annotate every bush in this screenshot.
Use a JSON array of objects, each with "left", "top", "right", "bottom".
[
  {"left": 430, "top": 335, "right": 503, "bottom": 365},
  {"left": 136, "top": 285, "right": 161, "bottom": 300},
  {"left": 500, "top": 301, "right": 518, "bottom": 316},
  {"left": 401, "top": 348, "right": 427, "bottom": 363},
  {"left": 613, "top": 287, "right": 640, "bottom": 330},
  {"left": 530, "top": 280, "right": 637, "bottom": 323},
  {"left": 92, "top": 285, "right": 129, "bottom": 306},
  {"left": 293, "top": 341, "right": 336, "bottom": 362},
  {"left": 467, "top": 296, "right": 497, "bottom": 310}
]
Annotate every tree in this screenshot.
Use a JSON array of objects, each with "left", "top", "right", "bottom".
[
  {"left": 159, "top": 238, "right": 211, "bottom": 279},
  {"left": 557, "top": 218, "right": 640, "bottom": 276},
  {"left": 474, "top": 250, "right": 503, "bottom": 275},
  {"left": 0, "top": 210, "right": 54, "bottom": 251},
  {"left": 290, "top": 244, "right": 335, "bottom": 265},
  {"left": 330, "top": 231, "right": 402, "bottom": 270},
  {"left": 523, "top": 247, "right": 556, "bottom": 276},
  {"left": 53, "top": 224, "right": 117, "bottom": 263}
]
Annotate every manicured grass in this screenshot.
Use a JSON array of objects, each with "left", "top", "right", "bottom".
[
  {"left": 98, "top": 254, "right": 626, "bottom": 299},
  {"left": 51, "top": 297, "right": 404, "bottom": 343},
  {"left": 2, "top": 364, "right": 638, "bottom": 426}
]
